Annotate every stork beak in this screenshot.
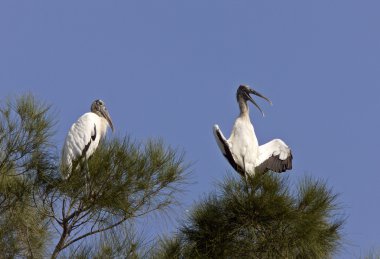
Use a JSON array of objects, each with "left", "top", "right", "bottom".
[
  {"left": 247, "top": 88, "right": 272, "bottom": 117},
  {"left": 100, "top": 108, "right": 114, "bottom": 132}
]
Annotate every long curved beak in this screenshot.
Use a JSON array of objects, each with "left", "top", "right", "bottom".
[
  {"left": 247, "top": 89, "right": 272, "bottom": 117},
  {"left": 100, "top": 108, "right": 114, "bottom": 132}
]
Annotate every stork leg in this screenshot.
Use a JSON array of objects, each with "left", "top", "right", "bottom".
[
  {"left": 242, "top": 156, "right": 252, "bottom": 194},
  {"left": 84, "top": 161, "right": 91, "bottom": 196},
  {"left": 242, "top": 156, "right": 249, "bottom": 182}
]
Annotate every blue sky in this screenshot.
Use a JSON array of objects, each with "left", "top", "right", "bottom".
[{"left": 1, "top": 1, "right": 379, "bottom": 257}]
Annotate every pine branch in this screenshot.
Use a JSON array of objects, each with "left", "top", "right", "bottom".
[{"left": 62, "top": 216, "right": 128, "bottom": 250}]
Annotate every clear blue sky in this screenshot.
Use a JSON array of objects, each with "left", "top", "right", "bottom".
[{"left": 1, "top": 1, "right": 379, "bottom": 257}]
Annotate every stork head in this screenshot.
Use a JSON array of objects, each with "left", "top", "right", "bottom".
[
  {"left": 237, "top": 85, "right": 272, "bottom": 116},
  {"left": 91, "top": 99, "right": 114, "bottom": 131}
]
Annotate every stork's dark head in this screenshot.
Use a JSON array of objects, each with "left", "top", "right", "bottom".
[
  {"left": 236, "top": 85, "right": 272, "bottom": 116},
  {"left": 91, "top": 99, "right": 114, "bottom": 131}
]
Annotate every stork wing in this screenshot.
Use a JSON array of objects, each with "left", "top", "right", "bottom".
[
  {"left": 213, "top": 125, "right": 245, "bottom": 176},
  {"left": 61, "top": 112, "right": 99, "bottom": 179},
  {"left": 255, "top": 139, "right": 292, "bottom": 174}
]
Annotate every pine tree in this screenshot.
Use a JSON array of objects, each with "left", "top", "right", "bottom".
[
  {"left": 0, "top": 94, "right": 344, "bottom": 258},
  {"left": 0, "top": 95, "right": 189, "bottom": 258},
  {"left": 154, "top": 174, "right": 344, "bottom": 258}
]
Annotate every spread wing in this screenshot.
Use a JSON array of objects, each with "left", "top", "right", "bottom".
[
  {"left": 213, "top": 125, "right": 245, "bottom": 176},
  {"left": 255, "top": 139, "right": 293, "bottom": 174}
]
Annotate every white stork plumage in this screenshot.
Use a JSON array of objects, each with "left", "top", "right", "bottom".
[
  {"left": 213, "top": 85, "right": 292, "bottom": 178},
  {"left": 61, "top": 99, "right": 114, "bottom": 179}
]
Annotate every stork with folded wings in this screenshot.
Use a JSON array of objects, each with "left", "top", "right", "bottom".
[{"left": 61, "top": 99, "right": 114, "bottom": 180}]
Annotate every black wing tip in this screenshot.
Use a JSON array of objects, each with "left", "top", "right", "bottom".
[{"left": 260, "top": 153, "right": 293, "bottom": 174}]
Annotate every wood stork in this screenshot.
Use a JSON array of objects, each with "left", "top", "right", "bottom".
[
  {"left": 61, "top": 99, "right": 114, "bottom": 179},
  {"left": 213, "top": 85, "right": 292, "bottom": 178}
]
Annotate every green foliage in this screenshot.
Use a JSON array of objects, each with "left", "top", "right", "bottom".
[
  {"left": 49, "top": 137, "right": 189, "bottom": 258},
  {"left": 0, "top": 95, "right": 55, "bottom": 254},
  {"left": 0, "top": 180, "right": 48, "bottom": 258},
  {"left": 0, "top": 94, "right": 345, "bottom": 258},
  {"left": 0, "top": 95, "right": 54, "bottom": 257},
  {"left": 155, "top": 174, "right": 344, "bottom": 259},
  {"left": 152, "top": 237, "right": 183, "bottom": 259},
  {"left": 65, "top": 224, "right": 144, "bottom": 259},
  {"left": 0, "top": 94, "right": 56, "bottom": 179},
  {"left": 0, "top": 94, "right": 190, "bottom": 258}
]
